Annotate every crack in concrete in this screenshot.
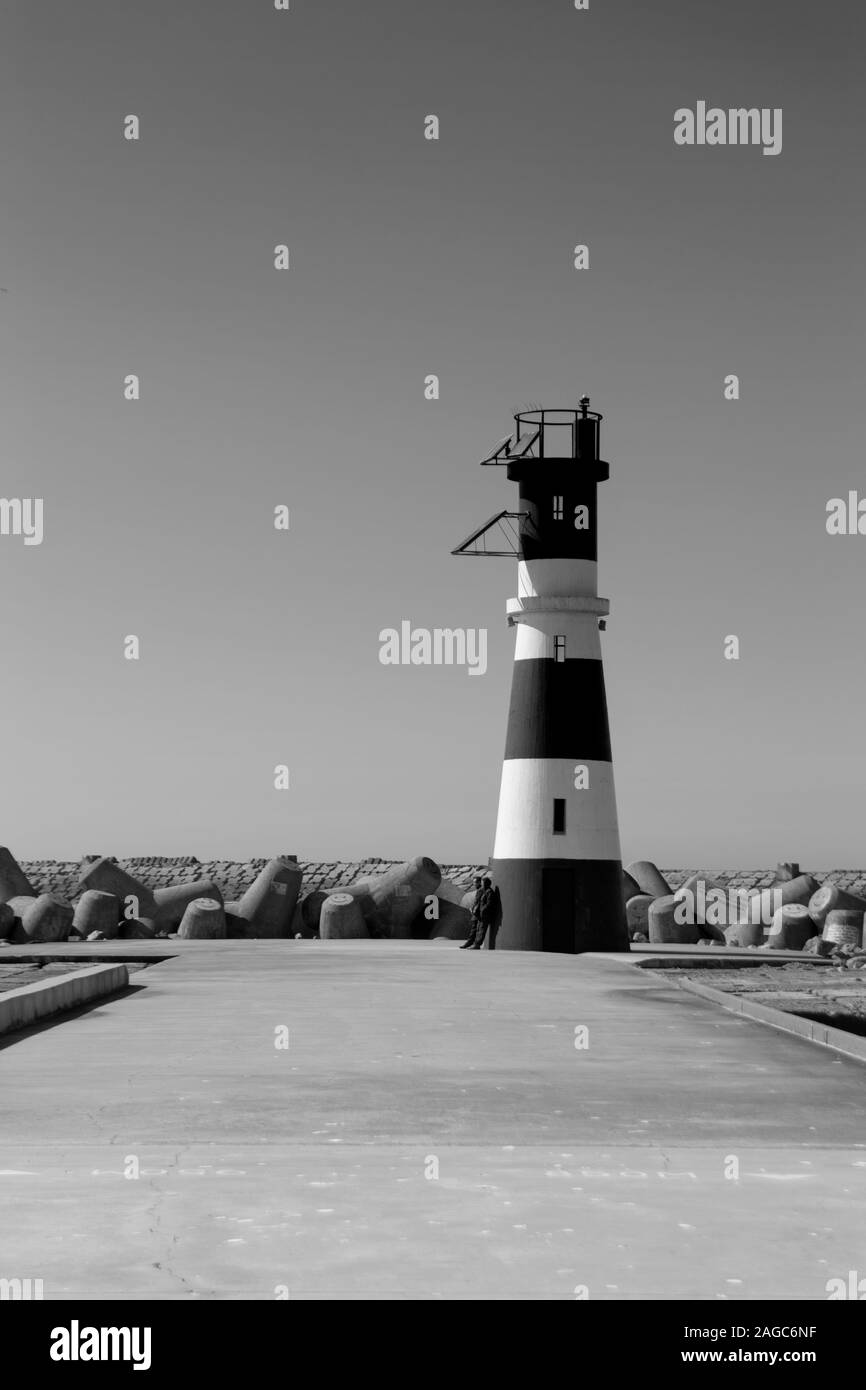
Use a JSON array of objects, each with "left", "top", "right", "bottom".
[{"left": 144, "top": 1150, "right": 197, "bottom": 1296}]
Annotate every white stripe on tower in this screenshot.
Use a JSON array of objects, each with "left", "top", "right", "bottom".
[
  {"left": 493, "top": 758, "right": 621, "bottom": 860},
  {"left": 517, "top": 557, "right": 598, "bottom": 598},
  {"left": 513, "top": 607, "right": 604, "bottom": 662}
]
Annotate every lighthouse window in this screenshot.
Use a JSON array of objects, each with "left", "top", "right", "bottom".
[
  {"left": 553, "top": 799, "right": 566, "bottom": 834},
  {"left": 553, "top": 635, "right": 566, "bottom": 662},
  {"left": 552, "top": 495, "right": 564, "bottom": 520}
]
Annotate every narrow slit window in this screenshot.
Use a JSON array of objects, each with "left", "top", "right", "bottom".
[
  {"left": 553, "top": 635, "right": 566, "bottom": 662},
  {"left": 553, "top": 798, "right": 566, "bottom": 834},
  {"left": 552, "top": 495, "right": 564, "bottom": 520}
]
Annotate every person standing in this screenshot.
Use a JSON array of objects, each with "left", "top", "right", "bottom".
[
  {"left": 465, "top": 876, "right": 498, "bottom": 950},
  {"left": 460, "top": 876, "right": 484, "bottom": 949},
  {"left": 487, "top": 880, "right": 502, "bottom": 950}
]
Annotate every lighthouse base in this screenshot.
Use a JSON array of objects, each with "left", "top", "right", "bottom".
[{"left": 488, "top": 858, "right": 629, "bottom": 954}]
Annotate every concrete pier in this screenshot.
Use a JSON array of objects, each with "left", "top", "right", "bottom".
[{"left": 0, "top": 941, "right": 864, "bottom": 1300}]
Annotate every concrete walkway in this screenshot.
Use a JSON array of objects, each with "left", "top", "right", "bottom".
[{"left": 1, "top": 941, "right": 864, "bottom": 1300}]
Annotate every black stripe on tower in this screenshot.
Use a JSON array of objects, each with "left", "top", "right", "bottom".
[
  {"left": 503, "top": 658, "right": 613, "bottom": 761},
  {"left": 521, "top": 494, "right": 598, "bottom": 562},
  {"left": 507, "top": 456, "right": 605, "bottom": 563},
  {"left": 488, "top": 859, "right": 629, "bottom": 954}
]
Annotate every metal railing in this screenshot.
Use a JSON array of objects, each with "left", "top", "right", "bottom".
[{"left": 480, "top": 400, "right": 603, "bottom": 465}]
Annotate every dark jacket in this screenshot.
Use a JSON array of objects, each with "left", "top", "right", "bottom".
[{"left": 478, "top": 887, "right": 497, "bottom": 925}]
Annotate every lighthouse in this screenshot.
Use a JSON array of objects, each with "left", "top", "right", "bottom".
[{"left": 453, "top": 397, "right": 629, "bottom": 953}]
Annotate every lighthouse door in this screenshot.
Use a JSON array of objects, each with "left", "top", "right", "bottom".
[{"left": 542, "top": 867, "right": 577, "bottom": 953}]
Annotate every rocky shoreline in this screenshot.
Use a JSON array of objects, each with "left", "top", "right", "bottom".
[{"left": 4, "top": 850, "right": 866, "bottom": 951}]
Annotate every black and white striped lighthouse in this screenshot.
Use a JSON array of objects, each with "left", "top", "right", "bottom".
[{"left": 453, "top": 397, "right": 629, "bottom": 953}]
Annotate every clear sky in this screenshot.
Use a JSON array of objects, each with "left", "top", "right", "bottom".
[{"left": 1, "top": 0, "right": 864, "bottom": 867}]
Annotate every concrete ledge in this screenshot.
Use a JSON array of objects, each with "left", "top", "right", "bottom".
[
  {"left": 0, "top": 946, "right": 172, "bottom": 964},
  {"left": 506, "top": 594, "right": 610, "bottom": 618},
  {"left": 0, "top": 963, "right": 129, "bottom": 1037},
  {"left": 673, "top": 973, "right": 866, "bottom": 1065},
  {"left": 632, "top": 952, "right": 833, "bottom": 970},
  {"left": 629, "top": 941, "right": 818, "bottom": 964}
]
